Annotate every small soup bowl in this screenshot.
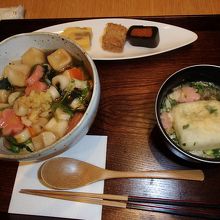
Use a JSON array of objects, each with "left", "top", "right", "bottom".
[
  {"left": 0, "top": 32, "right": 100, "bottom": 161},
  {"left": 155, "top": 64, "right": 220, "bottom": 165}
]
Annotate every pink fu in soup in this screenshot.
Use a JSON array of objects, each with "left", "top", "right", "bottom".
[
  {"left": 160, "top": 81, "right": 220, "bottom": 159},
  {"left": 0, "top": 47, "right": 93, "bottom": 154}
]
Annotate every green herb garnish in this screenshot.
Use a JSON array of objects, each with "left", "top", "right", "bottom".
[
  {"left": 191, "top": 81, "right": 214, "bottom": 93},
  {"left": 168, "top": 97, "right": 177, "bottom": 107},
  {"left": 161, "top": 97, "right": 177, "bottom": 112},
  {"left": 204, "top": 148, "right": 220, "bottom": 158},
  {"left": 205, "top": 105, "right": 218, "bottom": 114},
  {"left": 191, "top": 82, "right": 207, "bottom": 93},
  {"left": 182, "top": 124, "right": 190, "bottom": 129},
  {"left": 52, "top": 102, "right": 74, "bottom": 116}
]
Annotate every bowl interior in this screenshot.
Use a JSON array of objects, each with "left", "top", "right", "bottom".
[
  {"left": 156, "top": 64, "right": 220, "bottom": 164},
  {"left": 0, "top": 32, "right": 100, "bottom": 161}
]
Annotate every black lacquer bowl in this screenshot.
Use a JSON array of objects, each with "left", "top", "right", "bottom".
[{"left": 155, "top": 64, "right": 220, "bottom": 165}]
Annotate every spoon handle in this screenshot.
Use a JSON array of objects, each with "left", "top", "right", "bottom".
[{"left": 103, "top": 169, "right": 204, "bottom": 181}]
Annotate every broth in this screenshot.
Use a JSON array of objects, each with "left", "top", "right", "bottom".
[
  {"left": 160, "top": 81, "right": 220, "bottom": 159},
  {"left": 0, "top": 47, "right": 93, "bottom": 154}
]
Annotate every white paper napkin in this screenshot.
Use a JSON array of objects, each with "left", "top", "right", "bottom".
[
  {"left": 9, "top": 135, "right": 107, "bottom": 220},
  {"left": 0, "top": 5, "right": 24, "bottom": 20}
]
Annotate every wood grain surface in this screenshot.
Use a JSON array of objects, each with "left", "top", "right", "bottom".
[
  {"left": 0, "top": 15, "right": 220, "bottom": 220},
  {"left": 0, "top": 0, "right": 220, "bottom": 19}
]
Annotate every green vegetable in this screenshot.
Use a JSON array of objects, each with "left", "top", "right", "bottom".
[
  {"left": 169, "top": 98, "right": 177, "bottom": 107},
  {"left": 0, "top": 78, "right": 13, "bottom": 90},
  {"left": 52, "top": 82, "right": 90, "bottom": 115},
  {"left": 52, "top": 102, "right": 74, "bottom": 116},
  {"left": 169, "top": 133, "right": 179, "bottom": 145},
  {"left": 161, "top": 97, "right": 177, "bottom": 112},
  {"left": 42, "top": 64, "right": 56, "bottom": 86},
  {"left": 5, "top": 136, "right": 33, "bottom": 153},
  {"left": 191, "top": 81, "right": 214, "bottom": 93},
  {"left": 51, "top": 82, "right": 75, "bottom": 115},
  {"left": 204, "top": 148, "right": 220, "bottom": 158},
  {"left": 191, "top": 81, "right": 220, "bottom": 100},
  {"left": 10, "top": 145, "right": 20, "bottom": 153},
  {"left": 191, "top": 81, "right": 207, "bottom": 93},
  {"left": 78, "top": 87, "right": 90, "bottom": 104}
]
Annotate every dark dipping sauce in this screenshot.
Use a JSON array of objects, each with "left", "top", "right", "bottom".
[{"left": 127, "top": 25, "right": 160, "bottom": 48}]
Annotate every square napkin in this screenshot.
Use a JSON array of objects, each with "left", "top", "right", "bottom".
[
  {"left": 0, "top": 5, "right": 24, "bottom": 20},
  {"left": 9, "top": 135, "right": 107, "bottom": 220}
]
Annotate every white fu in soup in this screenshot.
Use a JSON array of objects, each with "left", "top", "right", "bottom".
[
  {"left": 160, "top": 81, "right": 220, "bottom": 159},
  {"left": 0, "top": 47, "right": 93, "bottom": 154}
]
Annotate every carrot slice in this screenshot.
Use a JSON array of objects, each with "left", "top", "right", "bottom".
[
  {"left": 26, "top": 65, "right": 44, "bottom": 86},
  {"left": 66, "top": 112, "right": 84, "bottom": 134},
  {"left": 27, "top": 126, "right": 36, "bottom": 137},
  {"left": 0, "top": 109, "right": 24, "bottom": 136},
  {"left": 25, "top": 81, "right": 48, "bottom": 95},
  {"left": 68, "top": 67, "right": 86, "bottom": 80}
]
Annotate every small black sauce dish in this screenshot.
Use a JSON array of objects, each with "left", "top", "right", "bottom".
[
  {"left": 155, "top": 64, "right": 220, "bottom": 165},
  {"left": 127, "top": 25, "right": 160, "bottom": 48}
]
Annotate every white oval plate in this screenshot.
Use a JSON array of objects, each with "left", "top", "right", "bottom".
[{"left": 37, "top": 18, "right": 198, "bottom": 60}]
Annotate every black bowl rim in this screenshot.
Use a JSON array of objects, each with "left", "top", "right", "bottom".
[{"left": 155, "top": 64, "right": 220, "bottom": 164}]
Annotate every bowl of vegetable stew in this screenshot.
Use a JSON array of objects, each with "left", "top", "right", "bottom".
[
  {"left": 0, "top": 32, "right": 100, "bottom": 161},
  {"left": 155, "top": 64, "right": 220, "bottom": 165}
]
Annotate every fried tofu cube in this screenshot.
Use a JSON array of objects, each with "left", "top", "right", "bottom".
[
  {"left": 32, "top": 131, "right": 57, "bottom": 150},
  {"left": 41, "top": 131, "right": 57, "bottom": 146},
  {"left": 45, "top": 117, "right": 68, "bottom": 138},
  {"left": 32, "top": 134, "right": 44, "bottom": 150},
  {"left": 47, "top": 48, "right": 72, "bottom": 71},
  {"left": 21, "top": 47, "right": 46, "bottom": 66}
]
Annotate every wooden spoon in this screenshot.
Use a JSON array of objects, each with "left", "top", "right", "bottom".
[{"left": 39, "top": 157, "right": 204, "bottom": 189}]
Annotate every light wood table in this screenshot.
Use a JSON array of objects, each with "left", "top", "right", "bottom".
[{"left": 0, "top": 0, "right": 220, "bottom": 18}]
